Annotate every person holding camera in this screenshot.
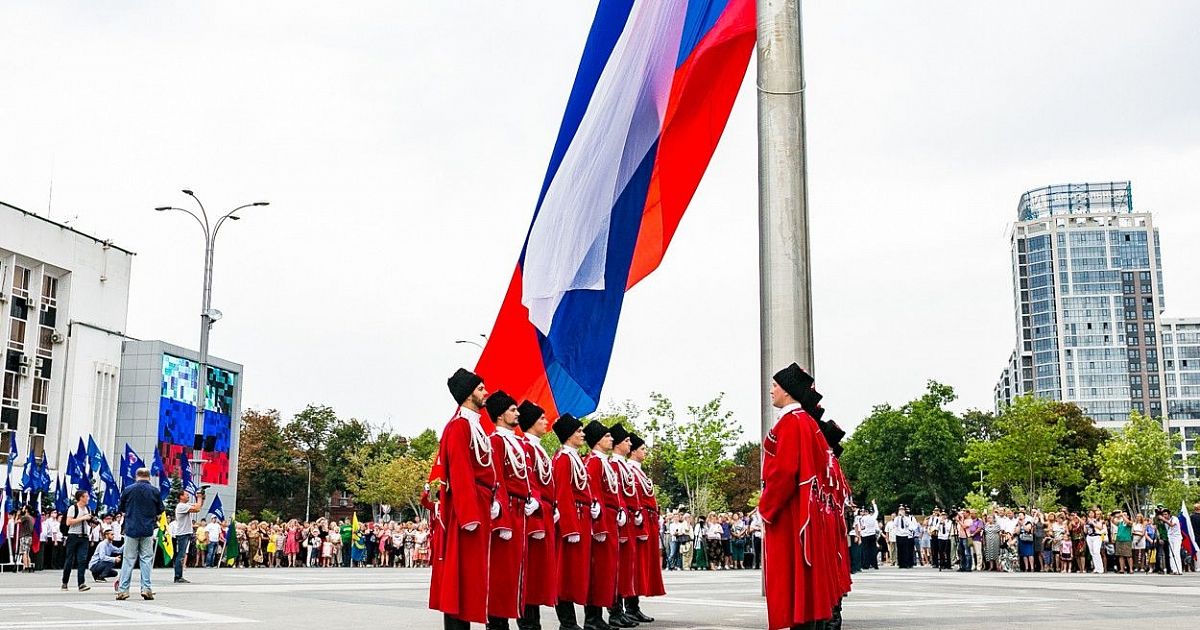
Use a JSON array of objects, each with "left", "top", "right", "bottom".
[
  {"left": 172, "top": 487, "right": 204, "bottom": 583},
  {"left": 60, "top": 490, "right": 92, "bottom": 591}
]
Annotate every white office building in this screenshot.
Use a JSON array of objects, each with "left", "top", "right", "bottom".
[{"left": 0, "top": 200, "right": 134, "bottom": 478}]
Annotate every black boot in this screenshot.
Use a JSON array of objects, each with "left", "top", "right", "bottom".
[
  {"left": 555, "top": 601, "right": 584, "bottom": 630},
  {"left": 607, "top": 599, "right": 638, "bottom": 628},
  {"left": 517, "top": 605, "right": 541, "bottom": 630},
  {"left": 624, "top": 597, "right": 653, "bottom": 623},
  {"left": 444, "top": 614, "right": 471, "bottom": 630},
  {"left": 488, "top": 616, "right": 512, "bottom": 630},
  {"left": 584, "top": 606, "right": 613, "bottom": 630},
  {"left": 827, "top": 599, "right": 843, "bottom": 630}
]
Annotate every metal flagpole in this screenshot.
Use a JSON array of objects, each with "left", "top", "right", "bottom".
[{"left": 756, "top": 0, "right": 814, "bottom": 589}]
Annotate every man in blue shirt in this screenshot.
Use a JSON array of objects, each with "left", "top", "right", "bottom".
[
  {"left": 115, "top": 467, "right": 163, "bottom": 601},
  {"left": 88, "top": 528, "right": 122, "bottom": 581}
]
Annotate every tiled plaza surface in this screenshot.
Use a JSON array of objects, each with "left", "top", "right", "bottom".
[{"left": 1, "top": 564, "right": 1198, "bottom": 629}]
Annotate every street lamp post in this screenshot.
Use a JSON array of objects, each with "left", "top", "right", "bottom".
[{"left": 156, "top": 191, "right": 268, "bottom": 471}]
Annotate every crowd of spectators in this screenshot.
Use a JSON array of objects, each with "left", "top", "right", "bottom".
[
  {"left": 12, "top": 510, "right": 434, "bottom": 575},
  {"left": 659, "top": 509, "right": 764, "bottom": 571},
  {"left": 849, "top": 501, "right": 1200, "bottom": 575}
]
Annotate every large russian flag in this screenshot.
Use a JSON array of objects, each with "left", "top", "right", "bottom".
[{"left": 475, "top": 0, "right": 755, "bottom": 419}]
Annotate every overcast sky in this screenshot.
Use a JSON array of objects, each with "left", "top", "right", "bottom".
[{"left": 3, "top": 1, "right": 1198, "bottom": 443}]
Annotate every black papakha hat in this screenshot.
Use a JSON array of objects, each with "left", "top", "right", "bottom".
[
  {"left": 517, "top": 400, "right": 545, "bottom": 432},
  {"left": 629, "top": 433, "right": 645, "bottom": 451},
  {"left": 485, "top": 390, "right": 518, "bottom": 422},
  {"left": 447, "top": 368, "right": 483, "bottom": 405},
  {"left": 810, "top": 405, "right": 826, "bottom": 422},
  {"left": 608, "top": 423, "right": 631, "bottom": 446},
  {"left": 583, "top": 421, "right": 610, "bottom": 448},
  {"left": 799, "top": 389, "right": 824, "bottom": 414},
  {"left": 553, "top": 413, "right": 582, "bottom": 443},
  {"left": 773, "top": 363, "right": 815, "bottom": 401}
]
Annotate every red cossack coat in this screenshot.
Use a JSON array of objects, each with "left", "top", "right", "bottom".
[
  {"left": 523, "top": 437, "right": 558, "bottom": 608},
  {"left": 487, "top": 431, "right": 529, "bottom": 620},
  {"left": 632, "top": 464, "right": 666, "bottom": 597},
  {"left": 429, "top": 412, "right": 498, "bottom": 624},
  {"left": 759, "top": 406, "right": 852, "bottom": 629},
  {"left": 613, "top": 458, "right": 639, "bottom": 599},
  {"left": 554, "top": 449, "right": 593, "bottom": 605},
  {"left": 586, "top": 451, "right": 620, "bottom": 608}
]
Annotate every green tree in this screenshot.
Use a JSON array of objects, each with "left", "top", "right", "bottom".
[
  {"left": 1050, "top": 402, "right": 1110, "bottom": 508},
  {"left": 1094, "top": 411, "right": 1176, "bottom": 513},
  {"left": 641, "top": 392, "right": 742, "bottom": 515},
  {"left": 348, "top": 455, "right": 432, "bottom": 519},
  {"left": 1152, "top": 479, "right": 1200, "bottom": 511},
  {"left": 237, "top": 409, "right": 307, "bottom": 518},
  {"left": 841, "top": 381, "right": 970, "bottom": 511},
  {"left": 963, "top": 395, "right": 1087, "bottom": 506},
  {"left": 408, "top": 428, "right": 440, "bottom": 461},
  {"left": 961, "top": 409, "right": 998, "bottom": 443},
  {"left": 324, "top": 418, "right": 372, "bottom": 495},
  {"left": 720, "top": 442, "right": 761, "bottom": 512},
  {"left": 283, "top": 404, "right": 338, "bottom": 490}
]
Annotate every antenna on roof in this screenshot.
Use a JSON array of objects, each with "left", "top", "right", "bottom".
[{"left": 47, "top": 156, "right": 55, "bottom": 219}]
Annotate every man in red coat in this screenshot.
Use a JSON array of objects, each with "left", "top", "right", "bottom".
[
  {"left": 517, "top": 401, "right": 557, "bottom": 630},
  {"left": 627, "top": 434, "right": 664, "bottom": 621},
  {"left": 606, "top": 424, "right": 640, "bottom": 629},
  {"left": 552, "top": 414, "right": 591, "bottom": 630},
  {"left": 486, "top": 391, "right": 534, "bottom": 630},
  {"left": 759, "top": 363, "right": 851, "bottom": 630},
  {"left": 429, "top": 368, "right": 500, "bottom": 630},
  {"left": 583, "top": 421, "right": 620, "bottom": 630}
]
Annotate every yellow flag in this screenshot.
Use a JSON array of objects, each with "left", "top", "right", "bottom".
[
  {"left": 351, "top": 512, "right": 360, "bottom": 543},
  {"left": 157, "top": 511, "right": 174, "bottom": 562}
]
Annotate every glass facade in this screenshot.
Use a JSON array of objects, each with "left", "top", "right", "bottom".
[{"left": 999, "top": 182, "right": 1165, "bottom": 425}]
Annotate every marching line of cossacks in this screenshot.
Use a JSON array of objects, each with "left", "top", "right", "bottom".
[
  {"left": 427, "top": 363, "right": 851, "bottom": 630},
  {"left": 428, "top": 368, "right": 665, "bottom": 630}
]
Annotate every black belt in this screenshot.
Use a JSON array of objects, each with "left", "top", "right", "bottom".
[
  {"left": 476, "top": 479, "right": 494, "bottom": 490},
  {"left": 509, "top": 493, "right": 530, "bottom": 502},
  {"left": 575, "top": 501, "right": 590, "bottom": 508}
]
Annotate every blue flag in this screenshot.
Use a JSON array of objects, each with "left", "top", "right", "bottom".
[
  {"left": 20, "top": 448, "right": 34, "bottom": 491},
  {"left": 5, "top": 431, "right": 16, "bottom": 476},
  {"left": 101, "top": 481, "right": 119, "bottom": 513},
  {"left": 38, "top": 456, "right": 51, "bottom": 493},
  {"left": 75, "top": 438, "right": 88, "bottom": 477},
  {"left": 207, "top": 493, "right": 226, "bottom": 521},
  {"left": 98, "top": 454, "right": 117, "bottom": 488},
  {"left": 151, "top": 449, "right": 171, "bottom": 502},
  {"left": 86, "top": 436, "right": 103, "bottom": 476},
  {"left": 120, "top": 444, "right": 145, "bottom": 489},
  {"left": 66, "top": 451, "right": 87, "bottom": 487},
  {"left": 178, "top": 451, "right": 195, "bottom": 494},
  {"left": 55, "top": 475, "right": 68, "bottom": 513}
]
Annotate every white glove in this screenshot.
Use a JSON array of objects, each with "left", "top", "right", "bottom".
[
  {"left": 617, "top": 511, "right": 627, "bottom": 527},
  {"left": 531, "top": 531, "right": 546, "bottom": 540},
  {"left": 590, "top": 501, "right": 601, "bottom": 520},
  {"left": 593, "top": 533, "right": 607, "bottom": 542},
  {"left": 498, "top": 529, "right": 513, "bottom": 541},
  {"left": 463, "top": 522, "right": 479, "bottom": 532},
  {"left": 524, "top": 497, "right": 539, "bottom": 516},
  {"left": 490, "top": 500, "right": 501, "bottom": 520},
  {"left": 567, "top": 534, "right": 580, "bottom": 544},
  {"left": 553, "top": 508, "right": 560, "bottom": 524},
  {"left": 634, "top": 512, "right": 644, "bottom": 527}
]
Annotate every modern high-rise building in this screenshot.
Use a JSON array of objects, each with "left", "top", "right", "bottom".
[
  {"left": 995, "top": 182, "right": 1165, "bottom": 427},
  {"left": 1162, "top": 317, "right": 1200, "bottom": 480},
  {"left": 994, "top": 182, "right": 1198, "bottom": 478}
]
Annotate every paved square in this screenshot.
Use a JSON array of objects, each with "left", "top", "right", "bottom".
[{"left": 2, "top": 566, "right": 1197, "bottom": 629}]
